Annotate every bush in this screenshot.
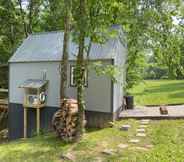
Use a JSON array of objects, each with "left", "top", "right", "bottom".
[{"left": 144, "top": 64, "right": 168, "bottom": 80}]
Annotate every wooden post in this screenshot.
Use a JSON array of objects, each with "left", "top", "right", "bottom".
[
  {"left": 24, "top": 107, "right": 27, "bottom": 138},
  {"left": 36, "top": 108, "right": 40, "bottom": 135}
]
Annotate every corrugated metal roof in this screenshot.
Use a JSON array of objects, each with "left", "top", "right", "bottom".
[
  {"left": 9, "top": 30, "right": 121, "bottom": 63},
  {"left": 19, "top": 79, "right": 48, "bottom": 89}
]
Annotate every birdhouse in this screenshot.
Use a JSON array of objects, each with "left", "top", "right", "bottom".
[
  {"left": 19, "top": 79, "right": 48, "bottom": 138},
  {"left": 19, "top": 79, "right": 48, "bottom": 108}
]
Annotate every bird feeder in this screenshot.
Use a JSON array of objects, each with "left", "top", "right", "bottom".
[{"left": 19, "top": 79, "right": 48, "bottom": 138}]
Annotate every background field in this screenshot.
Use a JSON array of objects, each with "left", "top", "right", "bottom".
[{"left": 128, "top": 80, "right": 184, "bottom": 106}]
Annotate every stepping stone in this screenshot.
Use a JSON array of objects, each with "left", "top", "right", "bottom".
[
  {"left": 129, "top": 139, "right": 140, "bottom": 143},
  {"left": 109, "top": 122, "right": 115, "bottom": 127},
  {"left": 136, "top": 133, "right": 146, "bottom": 137},
  {"left": 134, "top": 146, "right": 149, "bottom": 151},
  {"left": 118, "top": 143, "right": 129, "bottom": 149},
  {"left": 120, "top": 124, "right": 131, "bottom": 131},
  {"left": 136, "top": 128, "right": 145, "bottom": 133},
  {"left": 142, "top": 119, "right": 150, "bottom": 122},
  {"left": 102, "top": 149, "right": 116, "bottom": 155},
  {"left": 95, "top": 157, "right": 103, "bottom": 162},
  {"left": 145, "top": 144, "right": 154, "bottom": 149},
  {"left": 140, "top": 120, "right": 150, "bottom": 124},
  {"left": 139, "top": 125, "right": 148, "bottom": 128},
  {"left": 101, "top": 141, "right": 108, "bottom": 147},
  {"left": 60, "top": 152, "right": 76, "bottom": 161}
]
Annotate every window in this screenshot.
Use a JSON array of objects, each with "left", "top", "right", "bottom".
[{"left": 70, "top": 65, "right": 88, "bottom": 87}]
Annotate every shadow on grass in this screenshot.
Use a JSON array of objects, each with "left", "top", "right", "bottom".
[
  {"left": 0, "top": 134, "right": 74, "bottom": 162},
  {"left": 147, "top": 82, "right": 184, "bottom": 93},
  {"left": 134, "top": 82, "right": 184, "bottom": 96},
  {"left": 169, "top": 91, "right": 184, "bottom": 99}
]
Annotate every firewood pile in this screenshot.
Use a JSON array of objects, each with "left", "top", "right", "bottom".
[{"left": 52, "top": 99, "right": 79, "bottom": 142}]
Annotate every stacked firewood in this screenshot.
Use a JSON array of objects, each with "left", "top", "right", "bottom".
[{"left": 52, "top": 99, "right": 79, "bottom": 141}]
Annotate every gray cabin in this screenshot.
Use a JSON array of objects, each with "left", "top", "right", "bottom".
[{"left": 8, "top": 26, "right": 127, "bottom": 139}]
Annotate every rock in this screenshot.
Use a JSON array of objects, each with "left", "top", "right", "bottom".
[
  {"left": 141, "top": 119, "right": 150, "bottom": 122},
  {"left": 139, "top": 125, "right": 148, "bottom": 128},
  {"left": 101, "top": 141, "right": 108, "bottom": 147},
  {"left": 60, "top": 152, "right": 76, "bottom": 161},
  {"left": 145, "top": 144, "right": 154, "bottom": 149},
  {"left": 94, "top": 157, "right": 103, "bottom": 162},
  {"left": 136, "top": 133, "right": 146, "bottom": 137},
  {"left": 120, "top": 124, "right": 131, "bottom": 131},
  {"left": 102, "top": 149, "right": 116, "bottom": 155},
  {"left": 136, "top": 128, "right": 145, "bottom": 133},
  {"left": 108, "top": 122, "right": 115, "bottom": 128},
  {"left": 118, "top": 144, "right": 128, "bottom": 149},
  {"left": 133, "top": 146, "right": 149, "bottom": 151},
  {"left": 140, "top": 120, "right": 150, "bottom": 125},
  {"left": 129, "top": 139, "right": 140, "bottom": 143}
]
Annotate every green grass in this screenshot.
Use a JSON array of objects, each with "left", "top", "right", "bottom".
[
  {"left": 1, "top": 120, "right": 184, "bottom": 162},
  {"left": 128, "top": 80, "right": 184, "bottom": 106}
]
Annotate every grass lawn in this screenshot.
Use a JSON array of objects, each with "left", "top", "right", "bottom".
[
  {"left": 0, "top": 119, "right": 184, "bottom": 162},
  {"left": 128, "top": 80, "right": 184, "bottom": 106}
]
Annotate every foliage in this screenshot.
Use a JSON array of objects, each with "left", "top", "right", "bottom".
[
  {"left": 0, "top": 65, "right": 8, "bottom": 89},
  {"left": 144, "top": 64, "right": 168, "bottom": 80},
  {"left": 143, "top": 55, "right": 168, "bottom": 80},
  {"left": 1, "top": 0, "right": 184, "bottom": 88},
  {"left": 129, "top": 80, "right": 184, "bottom": 105},
  {"left": 112, "top": 0, "right": 184, "bottom": 89},
  {"left": 91, "top": 61, "right": 124, "bottom": 84}
]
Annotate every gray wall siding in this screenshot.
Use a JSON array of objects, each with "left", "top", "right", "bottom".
[
  {"left": 66, "top": 61, "right": 112, "bottom": 112},
  {"left": 9, "top": 60, "right": 112, "bottom": 112},
  {"left": 113, "top": 38, "right": 127, "bottom": 113},
  {"left": 113, "top": 82, "right": 123, "bottom": 113},
  {"left": 9, "top": 62, "right": 60, "bottom": 107}
]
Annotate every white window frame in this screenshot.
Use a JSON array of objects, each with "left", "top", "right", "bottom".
[{"left": 70, "top": 65, "right": 88, "bottom": 87}]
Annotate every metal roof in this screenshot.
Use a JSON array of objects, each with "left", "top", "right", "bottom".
[
  {"left": 9, "top": 29, "right": 123, "bottom": 63},
  {"left": 19, "top": 79, "right": 48, "bottom": 89}
]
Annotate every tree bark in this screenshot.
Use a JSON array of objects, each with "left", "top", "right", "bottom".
[
  {"left": 28, "top": 0, "right": 33, "bottom": 34},
  {"left": 75, "top": 0, "right": 86, "bottom": 141},
  {"left": 60, "top": 0, "right": 71, "bottom": 99},
  {"left": 18, "top": 0, "right": 28, "bottom": 37}
]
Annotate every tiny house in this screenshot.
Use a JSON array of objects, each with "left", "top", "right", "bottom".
[{"left": 8, "top": 26, "right": 127, "bottom": 139}]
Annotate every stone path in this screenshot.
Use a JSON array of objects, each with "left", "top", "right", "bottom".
[
  {"left": 129, "top": 139, "right": 140, "bottom": 143},
  {"left": 102, "top": 149, "right": 116, "bottom": 155},
  {"left": 120, "top": 124, "right": 131, "bottom": 131},
  {"left": 102, "top": 119, "right": 153, "bottom": 157},
  {"left": 128, "top": 119, "right": 151, "bottom": 148},
  {"left": 119, "top": 105, "right": 184, "bottom": 119},
  {"left": 60, "top": 152, "right": 76, "bottom": 161},
  {"left": 136, "top": 133, "right": 146, "bottom": 137},
  {"left": 118, "top": 144, "right": 129, "bottom": 149},
  {"left": 136, "top": 128, "right": 145, "bottom": 133}
]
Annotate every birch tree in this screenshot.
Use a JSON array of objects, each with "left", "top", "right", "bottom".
[{"left": 60, "top": 0, "right": 72, "bottom": 99}]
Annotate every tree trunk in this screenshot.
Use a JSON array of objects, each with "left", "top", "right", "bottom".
[
  {"left": 52, "top": 0, "right": 72, "bottom": 142},
  {"left": 28, "top": 0, "right": 33, "bottom": 34},
  {"left": 60, "top": 0, "right": 71, "bottom": 99},
  {"left": 18, "top": 0, "right": 28, "bottom": 37},
  {"left": 75, "top": 0, "right": 86, "bottom": 141}
]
